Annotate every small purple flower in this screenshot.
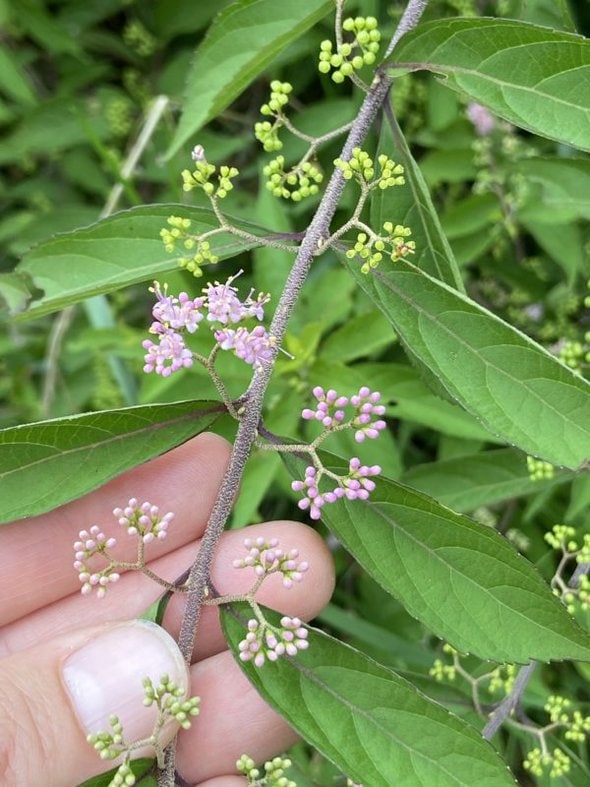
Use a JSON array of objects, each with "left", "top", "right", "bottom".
[
  {"left": 113, "top": 498, "right": 174, "bottom": 544},
  {"left": 238, "top": 617, "right": 308, "bottom": 667},
  {"left": 351, "top": 386, "right": 386, "bottom": 442},
  {"left": 204, "top": 278, "right": 247, "bottom": 324},
  {"left": 233, "top": 537, "right": 309, "bottom": 587},
  {"left": 467, "top": 102, "right": 495, "bottom": 136},
  {"left": 151, "top": 283, "right": 205, "bottom": 333},
  {"left": 204, "top": 274, "right": 270, "bottom": 325},
  {"left": 215, "top": 325, "right": 276, "bottom": 370},
  {"left": 191, "top": 144, "right": 206, "bottom": 162},
  {"left": 302, "top": 386, "right": 349, "bottom": 428},
  {"left": 142, "top": 328, "right": 194, "bottom": 377}
]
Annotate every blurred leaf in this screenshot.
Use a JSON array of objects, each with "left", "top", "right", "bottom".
[
  {"left": 566, "top": 473, "right": 590, "bottom": 522},
  {"left": 14, "top": 0, "right": 82, "bottom": 55},
  {"left": 0, "top": 97, "right": 110, "bottom": 164},
  {"left": 0, "top": 46, "right": 37, "bottom": 106},
  {"left": 347, "top": 260, "right": 590, "bottom": 469},
  {"left": 0, "top": 399, "right": 224, "bottom": 523},
  {"left": 319, "top": 309, "right": 394, "bottom": 363},
  {"left": 516, "top": 157, "right": 590, "bottom": 223},
  {"left": 441, "top": 193, "right": 499, "bottom": 240},
  {"left": 402, "top": 448, "right": 573, "bottom": 512},
  {"left": 167, "top": 0, "right": 333, "bottom": 158},
  {"left": 15, "top": 206, "right": 271, "bottom": 319},
  {"left": 293, "top": 454, "right": 590, "bottom": 663},
  {"left": 253, "top": 174, "right": 294, "bottom": 297},
  {"left": 153, "top": 0, "right": 233, "bottom": 41},
  {"left": 523, "top": 219, "right": 587, "bottom": 284},
  {"left": 390, "top": 18, "right": 590, "bottom": 151},
  {"left": 0, "top": 273, "right": 32, "bottom": 314},
  {"left": 222, "top": 605, "right": 515, "bottom": 786}
]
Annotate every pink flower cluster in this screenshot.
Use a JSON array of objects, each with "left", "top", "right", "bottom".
[
  {"left": 302, "top": 385, "right": 386, "bottom": 442},
  {"left": 238, "top": 616, "right": 309, "bottom": 667},
  {"left": 113, "top": 498, "right": 174, "bottom": 544},
  {"left": 292, "top": 459, "right": 381, "bottom": 520},
  {"left": 142, "top": 274, "right": 273, "bottom": 376},
  {"left": 233, "top": 536, "right": 309, "bottom": 588},
  {"left": 291, "top": 385, "right": 386, "bottom": 520},
  {"left": 73, "top": 525, "right": 120, "bottom": 599},
  {"left": 73, "top": 499, "right": 174, "bottom": 598}
]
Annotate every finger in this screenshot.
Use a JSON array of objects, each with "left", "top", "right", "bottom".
[
  {"left": 177, "top": 651, "right": 299, "bottom": 785},
  {"left": 0, "top": 433, "right": 231, "bottom": 625},
  {"left": 0, "top": 620, "right": 190, "bottom": 787},
  {"left": 1, "top": 522, "right": 334, "bottom": 664}
]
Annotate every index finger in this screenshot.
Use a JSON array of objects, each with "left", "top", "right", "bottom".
[{"left": 0, "top": 433, "right": 231, "bottom": 626}]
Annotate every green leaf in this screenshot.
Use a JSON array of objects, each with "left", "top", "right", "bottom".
[
  {"left": 389, "top": 18, "right": 590, "bottom": 152},
  {"left": 402, "top": 448, "right": 573, "bottom": 513},
  {"left": 77, "top": 759, "right": 154, "bottom": 787},
  {"left": 371, "top": 108, "right": 464, "bottom": 290},
  {"left": 516, "top": 157, "right": 590, "bottom": 223},
  {"left": 15, "top": 205, "right": 270, "bottom": 319},
  {"left": 291, "top": 455, "right": 590, "bottom": 663},
  {"left": 346, "top": 260, "right": 590, "bottom": 470},
  {"left": 566, "top": 473, "right": 590, "bottom": 522},
  {"left": 0, "top": 46, "right": 37, "bottom": 106},
  {"left": 222, "top": 605, "right": 515, "bottom": 786},
  {"left": 0, "top": 400, "right": 224, "bottom": 523},
  {"left": 167, "top": 0, "right": 333, "bottom": 158},
  {"left": 319, "top": 309, "right": 394, "bottom": 363}
]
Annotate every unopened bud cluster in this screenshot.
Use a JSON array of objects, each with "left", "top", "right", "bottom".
[
  {"left": 526, "top": 455, "right": 554, "bottom": 480},
  {"left": 524, "top": 747, "right": 571, "bottom": 778},
  {"left": 347, "top": 223, "right": 415, "bottom": 273},
  {"left": 233, "top": 536, "right": 309, "bottom": 588},
  {"left": 143, "top": 674, "right": 200, "bottom": 730},
  {"left": 160, "top": 216, "right": 219, "bottom": 276},
  {"left": 233, "top": 537, "right": 310, "bottom": 667},
  {"left": 238, "top": 615, "right": 309, "bottom": 667},
  {"left": 263, "top": 156, "right": 323, "bottom": 201},
  {"left": 237, "top": 753, "right": 296, "bottom": 786},
  {"left": 318, "top": 16, "right": 381, "bottom": 83},
  {"left": 335, "top": 150, "right": 405, "bottom": 190},
  {"left": 545, "top": 524, "right": 590, "bottom": 613},
  {"left": 87, "top": 674, "right": 199, "bottom": 786},
  {"left": 291, "top": 386, "right": 385, "bottom": 520},
  {"left": 73, "top": 499, "right": 173, "bottom": 598},
  {"left": 181, "top": 160, "right": 239, "bottom": 200},
  {"left": 254, "top": 81, "right": 293, "bottom": 152}
]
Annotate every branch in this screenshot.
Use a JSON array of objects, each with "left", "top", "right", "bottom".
[
  {"left": 482, "top": 661, "right": 537, "bottom": 740},
  {"left": 161, "top": 3, "right": 431, "bottom": 783}
]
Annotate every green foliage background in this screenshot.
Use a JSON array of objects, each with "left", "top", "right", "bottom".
[{"left": 1, "top": 0, "right": 590, "bottom": 785}]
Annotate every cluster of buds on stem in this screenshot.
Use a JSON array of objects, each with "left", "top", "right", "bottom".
[
  {"left": 318, "top": 16, "right": 381, "bottom": 83},
  {"left": 232, "top": 537, "right": 310, "bottom": 667},
  {"left": 181, "top": 159, "right": 239, "bottom": 200},
  {"left": 254, "top": 80, "right": 293, "bottom": 152},
  {"left": 160, "top": 215, "right": 219, "bottom": 276},
  {"left": 290, "top": 386, "right": 386, "bottom": 520},
  {"left": 334, "top": 149, "right": 405, "bottom": 190},
  {"left": 73, "top": 499, "right": 174, "bottom": 598},
  {"left": 347, "top": 222, "right": 415, "bottom": 273},
  {"left": 263, "top": 155, "right": 323, "bottom": 201}
]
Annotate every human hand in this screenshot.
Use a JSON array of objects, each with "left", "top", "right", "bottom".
[{"left": 0, "top": 433, "right": 334, "bottom": 786}]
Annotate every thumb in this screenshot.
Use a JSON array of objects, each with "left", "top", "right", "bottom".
[{"left": 0, "top": 620, "right": 190, "bottom": 787}]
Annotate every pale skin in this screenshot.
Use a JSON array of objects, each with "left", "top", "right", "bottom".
[{"left": 0, "top": 433, "right": 335, "bottom": 786}]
